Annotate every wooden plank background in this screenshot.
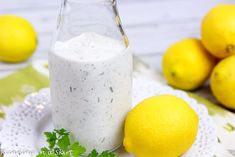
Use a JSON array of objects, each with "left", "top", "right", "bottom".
[{"left": 0, "top": 0, "right": 234, "bottom": 78}]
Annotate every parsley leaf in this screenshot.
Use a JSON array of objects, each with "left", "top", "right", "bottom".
[
  {"left": 99, "top": 151, "right": 118, "bottom": 157},
  {"left": 87, "top": 149, "right": 98, "bottom": 157},
  {"left": 37, "top": 128, "right": 118, "bottom": 157},
  {"left": 44, "top": 132, "right": 57, "bottom": 149},
  {"left": 71, "top": 142, "right": 86, "bottom": 157},
  {"left": 57, "top": 135, "right": 70, "bottom": 151}
]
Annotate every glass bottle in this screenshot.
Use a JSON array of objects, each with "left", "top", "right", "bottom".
[{"left": 48, "top": 0, "right": 132, "bottom": 153}]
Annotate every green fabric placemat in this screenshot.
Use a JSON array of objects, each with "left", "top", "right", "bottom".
[{"left": 0, "top": 65, "right": 49, "bottom": 106}]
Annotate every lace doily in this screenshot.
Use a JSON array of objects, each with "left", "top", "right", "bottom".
[{"left": 0, "top": 78, "right": 217, "bottom": 157}]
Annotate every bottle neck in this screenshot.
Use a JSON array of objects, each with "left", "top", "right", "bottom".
[{"left": 56, "top": 0, "right": 128, "bottom": 46}]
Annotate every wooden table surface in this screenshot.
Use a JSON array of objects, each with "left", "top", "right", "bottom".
[{"left": 0, "top": 0, "right": 234, "bottom": 78}]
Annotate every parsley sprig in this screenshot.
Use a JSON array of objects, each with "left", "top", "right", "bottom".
[{"left": 37, "top": 128, "right": 118, "bottom": 157}]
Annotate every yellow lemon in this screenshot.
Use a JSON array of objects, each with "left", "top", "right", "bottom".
[
  {"left": 211, "top": 55, "right": 235, "bottom": 110},
  {"left": 124, "top": 95, "right": 199, "bottom": 157},
  {"left": 162, "top": 38, "right": 216, "bottom": 90},
  {"left": 0, "top": 15, "right": 37, "bottom": 62},
  {"left": 201, "top": 4, "right": 235, "bottom": 58}
]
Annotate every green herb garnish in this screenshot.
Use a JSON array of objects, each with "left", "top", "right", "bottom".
[{"left": 37, "top": 128, "right": 118, "bottom": 157}]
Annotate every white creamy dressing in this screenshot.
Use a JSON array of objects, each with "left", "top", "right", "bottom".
[{"left": 49, "top": 32, "right": 132, "bottom": 152}]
